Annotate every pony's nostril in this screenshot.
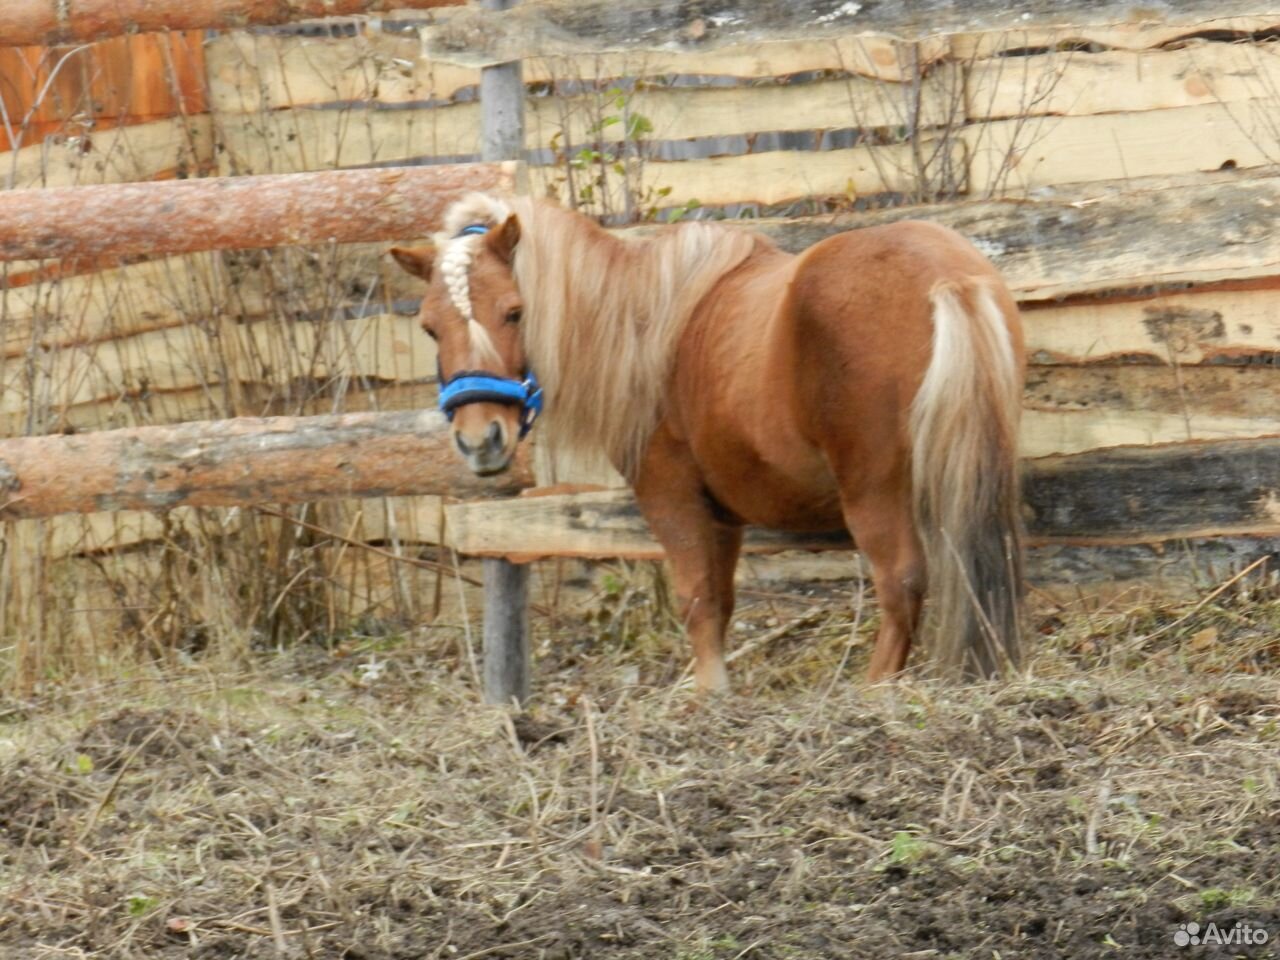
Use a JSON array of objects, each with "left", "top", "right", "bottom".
[
  {"left": 486, "top": 421, "right": 504, "bottom": 450},
  {"left": 455, "top": 432, "right": 473, "bottom": 456}
]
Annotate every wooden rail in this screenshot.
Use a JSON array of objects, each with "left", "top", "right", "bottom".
[
  {"left": 0, "top": 163, "right": 517, "bottom": 262},
  {"left": 444, "top": 437, "right": 1280, "bottom": 558},
  {"left": 0, "top": 411, "right": 533, "bottom": 520}
]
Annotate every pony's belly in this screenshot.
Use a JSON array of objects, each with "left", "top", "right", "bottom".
[{"left": 701, "top": 455, "right": 845, "bottom": 533}]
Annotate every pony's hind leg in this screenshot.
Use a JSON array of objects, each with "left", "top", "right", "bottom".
[
  {"left": 633, "top": 429, "right": 744, "bottom": 693},
  {"left": 841, "top": 487, "right": 926, "bottom": 682}
]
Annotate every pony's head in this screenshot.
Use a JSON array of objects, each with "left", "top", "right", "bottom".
[{"left": 390, "top": 195, "right": 538, "bottom": 476}]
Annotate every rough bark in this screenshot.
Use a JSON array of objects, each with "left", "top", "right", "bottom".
[
  {"left": 0, "top": 410, "right": 533, "bottom": 519},
  {"left": 0, "top": 163, "right": 517, "bottom": 262},
  {"left": 715, "top": 172, "right": 1280, "bottom": 302},
  {"left": 0, "top": 0, "right": 463, "bottom": 47},
  {"left": 425, "top": 0, "right": 1277, "bottom": 65}
]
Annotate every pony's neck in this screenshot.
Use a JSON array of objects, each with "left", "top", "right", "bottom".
[{"left": 512, "top": 200, "right": 757, "bottom": 477}]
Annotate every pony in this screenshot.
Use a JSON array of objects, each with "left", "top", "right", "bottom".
[{"left": 391, "top": 193, "right": 1026, "bottom": 693}]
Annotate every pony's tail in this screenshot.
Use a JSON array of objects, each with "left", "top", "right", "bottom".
[{"left": 909, "top": 279, "right": 1025, "bottom": 678}]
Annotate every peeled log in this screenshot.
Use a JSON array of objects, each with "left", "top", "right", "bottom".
[
  {"left": 0, "top": 0, "right": 464, "bottom": 47},
  {"left": 0, "top": 163, "right": 517, "bottom": 262},
  {"left": 0, "top": 410, "right": 533, "bottom": 520}
]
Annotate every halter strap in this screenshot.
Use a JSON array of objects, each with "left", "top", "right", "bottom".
[{"left": 438, "top": 365, "right": 544, "bottom": 439}]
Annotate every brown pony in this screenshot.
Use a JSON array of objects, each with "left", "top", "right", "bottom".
[{"left": 391, "top": 194, "right": 1025, "bottom": 692}]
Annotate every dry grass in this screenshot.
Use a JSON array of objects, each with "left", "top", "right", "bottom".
[{"left": 2, "top": 573, "right": 1278, "bottom": 960}]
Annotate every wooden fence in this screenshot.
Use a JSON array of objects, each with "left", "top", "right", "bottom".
[{"left": 4, "top": 2, "right": 1280, "bottom": 692}]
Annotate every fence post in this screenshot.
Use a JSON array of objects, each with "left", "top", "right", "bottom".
[{"left": 478, "top": 0, "right": 531, "bottom": 706}]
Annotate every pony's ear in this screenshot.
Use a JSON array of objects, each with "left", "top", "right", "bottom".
[
  {"left": 485, "top": 214, "right": 521, "bottom": 264},
  {"left": 389, "top": 245, "right": 434, "bottom": 281}
]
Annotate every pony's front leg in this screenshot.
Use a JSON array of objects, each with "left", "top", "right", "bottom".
[{"left": 633, "top": 433, "right": 743, "bottom": 694}]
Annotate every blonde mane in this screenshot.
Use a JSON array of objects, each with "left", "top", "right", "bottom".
[{"left": 444, "top": 193, "right": 759, "bottom": 476}]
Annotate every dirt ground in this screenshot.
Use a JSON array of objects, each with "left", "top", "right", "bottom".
[{"left": 2, "top": 566, "right": 1279, "bottom": 960}]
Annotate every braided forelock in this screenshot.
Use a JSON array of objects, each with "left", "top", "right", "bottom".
[{"left": 432, "top": 193, "right": 513, "bottom": 367}]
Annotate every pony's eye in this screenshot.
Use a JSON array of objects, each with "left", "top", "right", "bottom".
[
  {"left": 424, "top": 328, "right": 438, "bottom": 341},
  {"left": 505, "top": 307, "right": 522, "bottom": 324}
]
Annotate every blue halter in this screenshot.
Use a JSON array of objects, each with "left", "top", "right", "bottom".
[
  {"left": 436, "top": 223, "right": 543, "bottom": 439},
  {"left": 439, "top": 364, "right": 543, "bottom": 439}
]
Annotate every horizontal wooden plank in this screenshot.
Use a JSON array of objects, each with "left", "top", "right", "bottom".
[
  {"left": 746, "top": 172, "right": 1280, "bottom": 300},
  {"left": 1, "top": 321, "right": 236, "bottom": 417},
  {"left": 743, "top": 539, "right": 1280, "bottom": 592},
  {"left": 2, "top": 115, "right": 213, "bottom": 190},
  {"left": 1023, "top": 408, "right": 1280, "bottom": 458},
  {"left": 1026, "top": 437, "right": 1280, "bottom": 541},
  {"left": 532, "top": 139, "right": 961, "bottom": 212},
  {"left": 423, "top": 0, "right": 1280, "bottom": 65},
  {"left": 968, "top": 42, "right": 1280, "bottom": 120},
  {"left": 238, "top": 312, "right": 436, "bottom": 385},
  {"left": 1021, "top": 365, "right": 1280, "bottom": 457},
  {"left": 0, "top": 386, "right": 231, "bottom": 438},
  {"left": 205, "top": 30, "right": 465, "bottom": 113},
  {"left": 525, "top": 35, "right": 950, "bottom": 87},
  {"left": 0, "top": 378, "right": 440, "bottom": 438},
  {"left": 0, "top": 313, "right": 435, "bottom": 418},
  {"left": 951, "top": 17, "right": 1280, "bottom": 58},
  {"left": 213, "top": 103, "right": 478, "bottom": 175},
  {"left": 1, "top": 254, "right": 224, "bottom": 357},
  {"left": 966, "top": 101, "right": 1276, "bottom": 196},
  {"left": 9, "top": 506, "right": 234, "bottom": 560},
  {"left": 206, "top": 31, "right": 950, "bottom": 114},
  {"left": 215, "top": 72, "right": 958, "bottom": 175},
  {"left": 1024, "top": 286, "right": 1280, "bottom": 365},
  {"left": 445, "top": 436, "right": 1280, "bottom": 558},
  {"left": 446, "top": 489, "right": 850, "bottom": 562}
]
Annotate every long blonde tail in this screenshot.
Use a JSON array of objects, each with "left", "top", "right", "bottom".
[{"left": 909, "top": 279, "right": 1025, "bottom": 677}]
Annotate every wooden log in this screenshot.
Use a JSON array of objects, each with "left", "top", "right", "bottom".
[
  {"left": 0, "top": 410, "right": 533, "bottom": 520},
  {"left": 0, "top": 162, "right": 517, "bottom": 262},
  {"left": 0, "top": 0, "right": 463, "bottom": 47},
  {"left": 443, "top": 436, "right": 1280, "bottom": 558},
  {"left": 423, "top": 0, "right": 1275, "bottom": 66},
  {"left": 740, "top": 172, "right": 1280, "bottom": 300}
]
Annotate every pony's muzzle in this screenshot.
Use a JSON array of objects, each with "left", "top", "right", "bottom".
[{"left": 453, "top": 418, "right": 513, "bottom": 475}]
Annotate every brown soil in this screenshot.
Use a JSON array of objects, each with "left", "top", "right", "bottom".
[{"left": 2, "top": 584, "right": 1279, "bottom": 959}]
